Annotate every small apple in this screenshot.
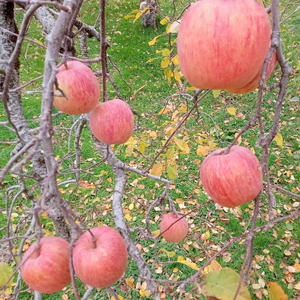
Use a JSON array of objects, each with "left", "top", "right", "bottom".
[
  {"left": 53, "top": 60, "right": 100, "bottom": 115},
  {"left": 160, "top": 213, "right": 188, "bottom": 243},
  {"left": 20, "top": 236, "right": 71, "bottom": 294},
  {"left": 200, "top": 145, "right": 263, "bottom": 208},
  {"left": 177, "top": 0, "right": 271, "bottom": 90},
  {"left": 89, "top": 99, "right": 134, "bottom": 144},
  {"left": 72, "top": 226, "right": 128, "bottom": 289}
]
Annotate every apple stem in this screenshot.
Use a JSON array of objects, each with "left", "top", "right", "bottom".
[
  {"left": 87, "top": 229, "right": 97, "bottom": 247},
  {"left": 100, "top": 0, "right": 107, "bottom": 102}
]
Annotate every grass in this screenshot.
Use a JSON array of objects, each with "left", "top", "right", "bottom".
[{"left": 0, "top": 0, "right": 299, "bottom": 299}]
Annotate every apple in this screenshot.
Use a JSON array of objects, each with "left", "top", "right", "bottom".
[
  {"left": 226, "top": 52, "right": 277, "bottom": 94},
  {"left": 20, "top": 236, "right": 71, "bottom": 294},
  {"left": 200, "top": 145, "right": 263, "bottom": 208},
  {"left": 160, "top": 213, "right": 188, "bottom": 243},
  {"left": 72, "top": 226, "right": 128, "bottom": 288},
  {"left": 89, "top": 99, "right": 134, "bottom": 144},
  {"left": 177, "top": 0, "right": 271, "bottom": 90},
  {"left": 53, "top": 60, "right": 100, "bottom": 115}
]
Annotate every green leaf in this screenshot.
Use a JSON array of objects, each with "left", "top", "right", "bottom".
[
  {"left": 0, "top": 263, "right": 13, "bottom": 287},
  {"left": 202, "top": 267, "right": 251, "bottom": 300}
]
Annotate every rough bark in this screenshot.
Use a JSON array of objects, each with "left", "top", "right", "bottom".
[{"left": 0, "top": 3, "right": 70, "bottom": 240}]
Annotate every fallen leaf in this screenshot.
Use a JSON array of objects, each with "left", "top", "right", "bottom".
[{"left": 267, "top": 282, "right": 288, "bottom": 300}]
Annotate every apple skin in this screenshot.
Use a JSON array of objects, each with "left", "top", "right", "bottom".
[
  {"left": 89, "top": 99, "right": 134, "bottom": 144},
  {"left": 227, "top": 52, "right": 277, "bottom": 94},
  {"left": 160, "top": 213, "right": 188, "bottom": 243},
  {"left": 200, "top": 146, "right": 263, "bottom": 208},
  {"left": 20, "top": 237, "right": 71, "bottom": 294},
  {"left": 177, "top": 0, "right": 271, "bottom": 90},
  {"left": 72, "top": 226, "right": 128, "bottom": 289},
  {"left": 53, "top": 60, "right": 100, "bottom": 115}
]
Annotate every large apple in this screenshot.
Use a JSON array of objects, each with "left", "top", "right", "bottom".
[
  {"left": 53, "top": 60, "right": 100, "bottom": 115},
  {"left": 89, "top": 99, "right": 134, "bottom": 144},
  {"left": 227, "top": 52, "right": 277, "bottom": 94},
  {"left": 200, "top": 145, "right": 263, "bottom": 208},
  {"left": 177, "top": 0, "right": 271, "bottom": 90},
  {"left": 20, "top": 236, "right": 71, "bottom": 294},
  {"left": 160, "top": 213, "right": 188, "bottom": 243},
  {"left": 72, "top": 226, "right": 128, "bottom": 289}
]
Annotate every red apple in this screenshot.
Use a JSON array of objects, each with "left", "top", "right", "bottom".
[
  {"left": 72, "top": 226, "right": 128, "bottom": 289},
  {"left": 200, "top": 145, "right": 263, "bottom": 208},
  {"left": 20, "top": 237, "right": 71, "bottom": 294},
  {"left": 89, "top": 99, "right": 134, "bottom": 144},
  {"left": 53, "top": 60, "right": 100, "bottom": 115},
  {"left": 177, "top": 0, "right": 271, "bottom": 90},
  {"left": 160, "top": 213, "right": 188, "bottom": 243},
  {"left": 227, "top": 52, "right": 277, "bottom": 94}
]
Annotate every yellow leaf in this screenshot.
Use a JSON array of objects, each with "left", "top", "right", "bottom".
[
  {"left": 149, "top": 163, "right": 163, "bottom": 177},
  {"left": 165, "top": 23, "right": 171, "bottom": 33},
  {"left": 274, "top": 132, "right": 283, "bottom": 147},
  {"left": 148, "top": 35, "right": 161, "bottom": 46},
  {"left": 162, "top": 48, "right": 171, "bottom": 57},
  {"left": 125, "top": 213, "right": 132, "bottom": 221},
  {"left": 149, "top": 131, "right": 157, "bottom": 139},
  {"left": 110, "top": 295, "right": 124, "bottom": 300},
  {"left": 174, "top": 71, "right": 182, "bottom": 84},
  {"left": 212, "top": 90, "right": 221, "bottom": 98},
  {"left": 124, "top": 15, "right": 135, "bottom": 19},
  {"left": 197, "top": 145, "right": 210, "bottom": 157},
  {"left": 166, "top": 146, "right": 175, "bottom": 160},
  {"left": 124, "top": 136, "right": 138, "bottom": 156},
  {"left": 186, "top": 86, "right": 196, "bottom": 91},
  {"left": 0, "top": 263, "right": 13, "bottom": 287},
  {"left": 139, "top": 140, "right": 148, "bottom": 154},
  {"left": 146, "top": 58, "right": 157, "bottom": 63},
  {"left": 177, "top": 256, "right": 200, "bottom": 271},
  {"left": 174, "top": 137, "right": 190, "bottom": 154},
  {"left": 160, "top": 16, "right": 170, "bottom": 25},
  {"left": 227, "top": 107, "right": 236, "bottom": 115},
  {"left": 160, "top": 249, "right": 176, "bottom": 258},
  {"left": 152, "top": 229, "right": 160, "bottom": 237},
  {"left": 128, "top": 203, "right": 134, "bottom": 210},
  {"left": 164, "top": 67, "right": 172, "bottom": 82},
  {"left": 125, "top": 277, "right": 135, "bottom": 288},
  {"left": 171, "top": 55, "right": 179, "bottom": 65},
  {"left": 167, "top": 165, "right": 177, "bottom": 180},
  {"left": 133, "top": 12, "right": 143, "bottom": 22},
  {"left": 267, "top": 282, "right": 288, "bottom": 300},
  {"left": 202, "top": 259, "right": 222, "bottom": 275},
  {"left": 161, "top": 57, "right": 170, "bottom": 69},
  {"left": 208, "top": 141, "right": 218, "bottom": 150}
]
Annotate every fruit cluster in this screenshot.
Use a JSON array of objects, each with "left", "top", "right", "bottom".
[{"left": 53, "top": 60, "right": 134, "bottom": 145}]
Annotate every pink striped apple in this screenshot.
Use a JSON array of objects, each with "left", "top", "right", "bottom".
[
  {"left": 21, "top": 237, "right": 71, "bottom": 294},
  {"left": 73, "top": 226, "right": 128, "bottom": 289},
  {"left": 200, "top": 145, "right": 263, "bottom": 207},
  {"left": 160, "top": 213, "right": 188, "bottom": 243},
  {"left": 89, "top": 99, "right": 134, "bottom": 144},
  {"left": 177, "top": 0, "right": 271, "bottom": 90},
  {"left": 54, "top": 60, "right": 100, "bottom": 115}
]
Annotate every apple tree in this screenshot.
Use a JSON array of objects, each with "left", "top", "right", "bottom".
[{"left": 0, "top": 0, "right": 299, "bottom": 299}]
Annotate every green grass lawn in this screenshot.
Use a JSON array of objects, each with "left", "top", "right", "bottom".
[{"left": 0, "top": 0, "right": 299, "bottom": 299}]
